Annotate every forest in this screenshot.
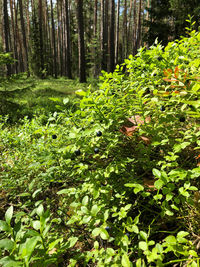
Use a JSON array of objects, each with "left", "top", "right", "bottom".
[{"left": 0, "top": 0, "right": 200, "bottom": 266}]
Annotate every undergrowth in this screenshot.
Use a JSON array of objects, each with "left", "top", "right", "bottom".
[{"left": 0, "top": 23, "right": 200, "bottom": 266}]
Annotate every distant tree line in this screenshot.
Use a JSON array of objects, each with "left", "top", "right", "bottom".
[{"left": 1, "top": 0, "right": 200, "bottom": 82}]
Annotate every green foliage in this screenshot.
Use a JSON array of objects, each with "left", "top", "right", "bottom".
[
  {"left": 145, "top": 1, "right": 200, "bottom": 45},
  {"left": 29, "top": 12, "right": 52, "bottom": 78},
  {"left": 1, "top": 27, "right": 200, "bottom": 266},
  {"left": 0, "top": 53, "right": 14, "bottom": 84}
]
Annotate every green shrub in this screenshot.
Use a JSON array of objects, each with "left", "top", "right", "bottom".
[{"left": 1, "top": 27, "right": 200, "bottom": 266}]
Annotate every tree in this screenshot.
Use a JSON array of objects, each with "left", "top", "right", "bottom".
[
  {"left": 76, "top": 0, "right": 86, "bottom": 82},
  {"left": 115, "top": 0, "right": 120, "bottom": 65},
  {"left": 50, "top": 0, "right": 57, "bottom": 78},
  {"left": 3, "top": 0, "right": 11, "bottom": 76},
  {"left": 132, "top": 0, "right": 137, "bottom": 55},
  {"left": 93, "top": 0, "right": 98, "bottom": 77},
  {"left": 169, "top": 0, "right": 200, "bottom": 38},
  {"left": 9, "top": 0, "right": 18, "bottom": 74},
  {"left": 64, "top": 0, "right": 72, "bottom": 79},
  {"left": 122, "top": 0, "right": 127, "bottom": 60},
  {"left": 101, "top": 0, "right": 108, "bottom": 71},
  {"left": 19, "top": 0, "right": 29, "bottom": 75},
  {"left": 38, "top": 0, "right": 45, "bottom": 76},
  {"left": 135, "top": 0, "right": 142, "bottom": 52},
  {"left": 144, "top": 0, "right": 172, "bottom": 46},
  {"left": 108, "top": 0, "right": 115, "bottom": 73}
]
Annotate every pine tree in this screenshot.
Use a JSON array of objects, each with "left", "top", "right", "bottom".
[{"left": 144, "top": 0, "right": 172, "bottom": 46}]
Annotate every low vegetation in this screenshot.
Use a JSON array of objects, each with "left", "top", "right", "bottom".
[{"left": 0, "top": 25, "right": 200, "bottom": 266}]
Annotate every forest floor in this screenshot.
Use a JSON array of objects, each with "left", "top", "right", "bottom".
[{"left": 0, "top": 74, "right": 96, "bottom": 123}]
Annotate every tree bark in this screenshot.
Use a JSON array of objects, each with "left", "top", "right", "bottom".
[
  {"left": 3, "top": 0, "right": 11, "bottom": 76},
  {"left": 108, "top": 0, "right": 115, "bottom": 73},
  {"left": 122, "top": 0, "right": 127, "bottom": 60},
  {"left": 136, "top": 0, "right": 142, "bottom": 50},
  {"left": 76, "top": 0, "right": 86, "bottom": 82},
  {"left": 38, "top": 0, "right": 44, "bottom": 76},
  {"left": 64, "top": 0, "right": 72, "bottom": 79},
  {"left": 50, "top": 0, "right": 57, "bottom": 78},
  {"left": 127, "top": 0, "right": 132, "bottom": 55},
  {"left": 133, "top": 0, "right": 137, "bottom": 55},
  {"left": 14, "top": 0, "right": 24, "bottom": 73},
  {"left": 115, "top": 0, "right": 120, "bottom": 65},
  {"left": 93, "top": 0, "right": 98, "bottom": 77},
  {"left": 10, "top": 0, "right": 18, "bottom": 74},
  {"left": 18, "top": 0, "right": 29, "bottom": 75}
]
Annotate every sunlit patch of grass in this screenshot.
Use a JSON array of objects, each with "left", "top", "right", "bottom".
[{"left": 0, "top": 75, "right": 97, "bottom": 122}]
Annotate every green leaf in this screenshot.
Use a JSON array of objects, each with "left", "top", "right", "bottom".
[
  {"left": 127, "top": 225, "right": 139, "bottom": 234},
  {"left": 189, "top": 186, "right": 198, "bottom": 191},
  {"left": 82, "top": 196, "right": 89, "bottom": 206},
  {"left": 32, "top": 220, "right": 41, "bottom": 230},
  {"left": 100, "top": 228, "right": 109, "bottom": 240},
  {"left": 124, "top": 204, "right": 132, "bottom": 210},
  {"left": 82, "top": 215, "right": 92, "bottom": 223},
  {"left": 63, "top": 98, "right": 70, "bottom": 105},
  {"left": 106, "top": 248, "right": 115, "bottom": 256},
  {"left": 26, "top": 229, "right": 40, "bottom": 237},
  {"left": 36, "top": 204, "right": 44, "bottom": 217},
  {"left": 91, "top": 205, "right": 100, "bottom": 216},
  {"left": 48, "top": 238, "right": 63, "bottom": 251},
  {"left": 177, "top": 231, "right": 189, "bottom": 243},
  {"left": 75, "top": 89, "right": 86, "bottom": 96},
  {"left": 139, "top": 241, "right": 148, "bottom": 251},
  {"left": 5, "top": 206, "right": 13, "bottom": 225},
  {"left": 179, "top": 187, "right": 190, "bottom": 197},
  {"left": 57, "top": 189, "right": 69, "bottom": 195},
  {"left": 140, "top": 231, "right": 148, "bottom": 240},
  {"left": 154, "top": 179, "right": 164, "bottom": 190},
  {"left": 32, "top": 188, "right": 42, "bottom": 198},
  {"left": 165, "top": 209, "right": 174, "bottom": 216},
  {"left": 121, "top": 254, "right": 131, "bottom": 267},
  {"left": 189, "top": 250, "right": 198, "bottom": 257},
  {"left": 152, "top": 169, "right": 161, "bottom": 178},
  {"left": 0, "top": 256, "right": 23, "bottom": 267},
  {"left": 92, "top": 227, "right": 101, "bottom": 237},
  {"left": 18, "top": 192, "right": 31, "bottom": 197},
  {"left": 67, "top": 237, "right": 78, "bottom": 248},
  {"left": 49, "top": 97, "right": 62, "bottom": 102},
  {"left": 166, "top": 193, "right": 173, "bottom": 201},
  {"left": 20, "top": 236, "right": 40, "bottom": 258},
  {"left": 94, "top": 241, "right": 99, "bottom": 249},
  {"left": 148, "top": 240, "right": 155, "bottom": 246},
  {"left": 124, "top": 183, "right": 144, "bottom": 194},
  {"left": 0, "top": 220, "right": 10, "bottom": 232},
  {"left": 104, "top": 210, "right": 109, "bottom": 221},
  {"left": 165, "top": 235, "right": 176, "bottom": 245},
  {"left": 0, "top": 239, "right": 14, "bottom": 251}
]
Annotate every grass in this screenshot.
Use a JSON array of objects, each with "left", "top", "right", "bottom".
[{"left": 0, "top": 74, "right": 98, "bottom": 122}]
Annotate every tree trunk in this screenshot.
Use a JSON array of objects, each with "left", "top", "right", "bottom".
[
  {"left": 50, "top": 0, "right": 57, "bottom": 78},
  {"left": 127, "top": 0, "right": 132, "bottom": 55},
  {"left": 3, "top": 0, "right": 11, "bottom": 76},
  {"left": 76, "top": 0, "right": 86, "bottom": 83},
  {"left": 136, "top": 0, "right": 142, "bottom": 50},
  {"left": 93, "top": 0, "right": 98, "bottom": 77},
  {"left": 18, "top": 0, "right": 29, "bottom": 76},
  {"left": 10, "top": 0, "right": 18, "bottom": 74},
  {"left": 14, "top": 0, "right": 24, "bottom": 73},
  {"left": 133, "top": 0, "right": 137, "bottom": 55},
  {"left": 108, "top": 0, "right": 115, "bottom": 73},
  {"left": 115, "top": 0, "right": 120, "bottom": 65},
  {"left": 122, "top": 0, "right": 127, "bottom": 60},
  {"left": 64, "top": 0, "right": 72, "bottom": 79},
  {"left": 45, "top": 0, "right": 53, "bottom": 76},
  {"left": 38, "top": 0, "right": 44, "bottom": 76}
]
